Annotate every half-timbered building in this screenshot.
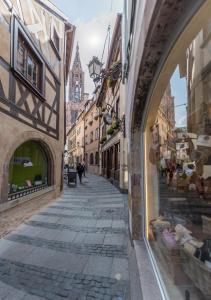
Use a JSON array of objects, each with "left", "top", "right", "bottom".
[{"left": 0, "top": 0, "right": 75, "bottom": 209}]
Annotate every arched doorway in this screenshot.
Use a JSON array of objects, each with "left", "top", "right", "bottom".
[{"left": 8, "top": 140, "right": 54, "bottom": 200}]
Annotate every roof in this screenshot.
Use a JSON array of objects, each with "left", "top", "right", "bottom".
[{"left": 35, "top": 0, "right": 70, "bottom": 21}]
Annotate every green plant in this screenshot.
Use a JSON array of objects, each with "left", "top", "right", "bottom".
[
  {"left": 107, "top": 126, "right": 114, "bottom": 135},
  {"left": 112, "top": 120, "right": 120, "bottom": 130},
  {"left": 100, "top": 136, "right": 107, "bottom": 144}
]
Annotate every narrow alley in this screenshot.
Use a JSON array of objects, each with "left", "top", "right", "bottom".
[{"left": 0, "top": 175, "right": 133, "bottom": 300}]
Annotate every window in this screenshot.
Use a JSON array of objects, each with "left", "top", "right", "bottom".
[
  {"left": 95, "top": 152, "right": 99, "bottom": 165},
  {"left": 50, "top": 24, "right": 60, "bottom": 59},
  {"left": 71, "top": 111, "right": 78, "bottom": 123},
  {"left": 53, "top": 28, "right": 59, "bottom": 52},
  {"left": 145, "top": 18, "right": 211, "bottom": 300},
  {"left": 17, "top": 35, "right": 42, "bottom": 90},
  {"left": 90, "top": 153, "right": 94, "bottom": 165},
  {"left": 90, "top": 131, "right": 93, "bottom": 143},
  {"left": 116, "top": 98, "right": 120, "bottom": 119},
  {"left": 13, "top": 17, "right": 44, "bottom": 97},
  {"left": 95, "top": 128, "right": 99, "bottom": 140}
]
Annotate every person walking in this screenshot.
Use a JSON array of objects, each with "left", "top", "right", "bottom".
[
  {"left": 76, "top": 163, "right": 84, "bottom": 184},
  {"left": 82, "top": 162, "right": 86, "bottom": 177}
]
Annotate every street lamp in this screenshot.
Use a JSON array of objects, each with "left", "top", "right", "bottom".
[{"left": 87, "top": 56, "right": 103, "bottom": 84}]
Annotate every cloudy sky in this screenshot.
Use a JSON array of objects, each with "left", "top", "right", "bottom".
[{"left": 50, "top": 0, "right": 123, "bottom": 96}]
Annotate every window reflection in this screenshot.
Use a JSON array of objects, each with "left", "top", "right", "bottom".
[{"left": 148, "top": 20, "right": 211, "bottom": 300}]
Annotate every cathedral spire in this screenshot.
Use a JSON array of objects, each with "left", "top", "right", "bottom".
[
  {"left": 73, "top": 42, "right": 81, "bottom": 69},
  {"left": 68, "top": 42, "right": 84, "bottom": 102}
]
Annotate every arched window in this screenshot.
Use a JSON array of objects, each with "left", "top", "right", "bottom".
[
  {"left": 95, "top": 152, "right": 99, "bottom": 165},
  {"left": 8, "top": 140, "right": 51, "bottom": 196},
  {"left": 90, "top": 153, "right": 94, "bottom": 165}
]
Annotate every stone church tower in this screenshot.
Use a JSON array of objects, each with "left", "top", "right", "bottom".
[{"left": 66, "top": 43, "right": 88, "bottom": 130}]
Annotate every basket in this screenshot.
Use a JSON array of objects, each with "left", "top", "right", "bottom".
[{"left": 180, "top": 248, "right": 211, "bottom": 299}]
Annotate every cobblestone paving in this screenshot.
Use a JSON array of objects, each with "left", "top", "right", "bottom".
[
  {"left": 0, "top": 174, "right": 130, "bottom": 299},
  {"left": 6, "top": 234, "right": 127, "bottom": 258},
  {"left": 0, "top": 258, "right": 129, "bottom": 300},
  {"left": 25, "top": 220, "right": 125, "bottom": 234}
]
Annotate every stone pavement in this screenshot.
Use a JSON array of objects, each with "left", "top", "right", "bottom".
[{"left": 0, "top": 174, "right": 137, "bottom": 300}]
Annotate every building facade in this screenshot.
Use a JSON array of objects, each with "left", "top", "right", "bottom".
[
  {"left": 66, "top": 123, "right": 76, "bottom": 167},
  {"left": 66, "top": 43, "right": 88, "bottom": 130},
  {"left": 123, "top": 0, "right": 211, "bottom": 299},
  {"left": 97, "top": 14, "right": 128, "bottom": 192},
  {"left": 0, "top": 0, "right": 74, "bottom": 210},
  {"left": 84, "top": 99, "right": 100, "bottom": 175},
  {"left": 75, "top": 110, "right": 85, "bottom": 165}
]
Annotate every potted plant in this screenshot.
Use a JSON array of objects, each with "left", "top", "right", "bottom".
[
  {"left": 112, "top": 120, "right": 120, "bottom": 130},
  {"left": 100, "top": 136, "right": 107, "bottom": 144},
  {"left": 107, "top": 126, "right": 114, "bottom": 135}
]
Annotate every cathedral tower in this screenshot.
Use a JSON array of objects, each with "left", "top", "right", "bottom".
[
  {"left": 66, "top": 43, "right": 88, "bottom": 130},
  {"left": 68, "top": 43, "right": 85, "bottom": 102}
]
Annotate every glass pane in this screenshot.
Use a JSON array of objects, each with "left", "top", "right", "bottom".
[
  {"left": 17, "top": 40, "right": 25, "bottom": 74},
  {"left": 27, "top": 55, "right": 34, "bottom": 80},
  {"left": 33, "top": 63, "right": 37, "bottom": 86},
  {"left": 147, "top": 19, "right": 211, "bottom": 300},
  {"left": 9, "top": 141, "right": 48, "bottom": 193}
]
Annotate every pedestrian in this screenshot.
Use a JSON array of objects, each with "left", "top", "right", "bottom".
[
  {"left": 82, "top": 162, "right": 86, "bottom": 177},
  {"left": 76, "top": 163, "right": 84, "bottom": 184}
]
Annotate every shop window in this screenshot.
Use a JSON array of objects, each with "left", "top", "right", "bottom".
[
  {"left": 9, "top": 141, "right": 49, "bottom": 194},
  {"left": 90, "top": 153, "right": 94, "bottom": 165},
  {"left": 12, "top": 17, "right": 44, "bottom": 97},
  {"left": 146, "top": 18, "right": 211, "bottom": 300}
]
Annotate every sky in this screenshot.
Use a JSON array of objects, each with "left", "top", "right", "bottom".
[
  {"left": 170, "top": 67, "right": 187, "bottom": 128},
  {"left": 50, "top": 0, "right": 123, "bottom": 95}
]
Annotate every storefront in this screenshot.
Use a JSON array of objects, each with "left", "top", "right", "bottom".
[
  {"left": 8, "top": 140, "right": 52, "bottom": 200},
  {"left": 142, "top": 6, "right": 211, "bottom": 300},
  {"left": 101, "top": 141, "right": 120, "bottom": 186},
  {"left": 125, "top": 1, "right": 211, "bottom": 299}
]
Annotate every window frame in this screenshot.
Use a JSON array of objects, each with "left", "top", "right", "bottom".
[
  {"left": 12, "top": 16, "right": 45, "bottom": 100},
  {"left": 50, "top": 23, "right": 61, "bottom": 60}
]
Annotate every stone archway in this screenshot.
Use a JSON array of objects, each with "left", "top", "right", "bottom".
[{"left": 0, "top": 131, "right": 55, "bottom": 203}]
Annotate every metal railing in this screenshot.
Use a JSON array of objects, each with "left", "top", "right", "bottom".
[{"left": 8, "top": 184, "right": 48, "bottom": 201}]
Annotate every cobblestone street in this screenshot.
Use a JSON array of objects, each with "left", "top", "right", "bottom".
[{"left": 0, "top": 175, "right": 133, "bottom": 300}]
